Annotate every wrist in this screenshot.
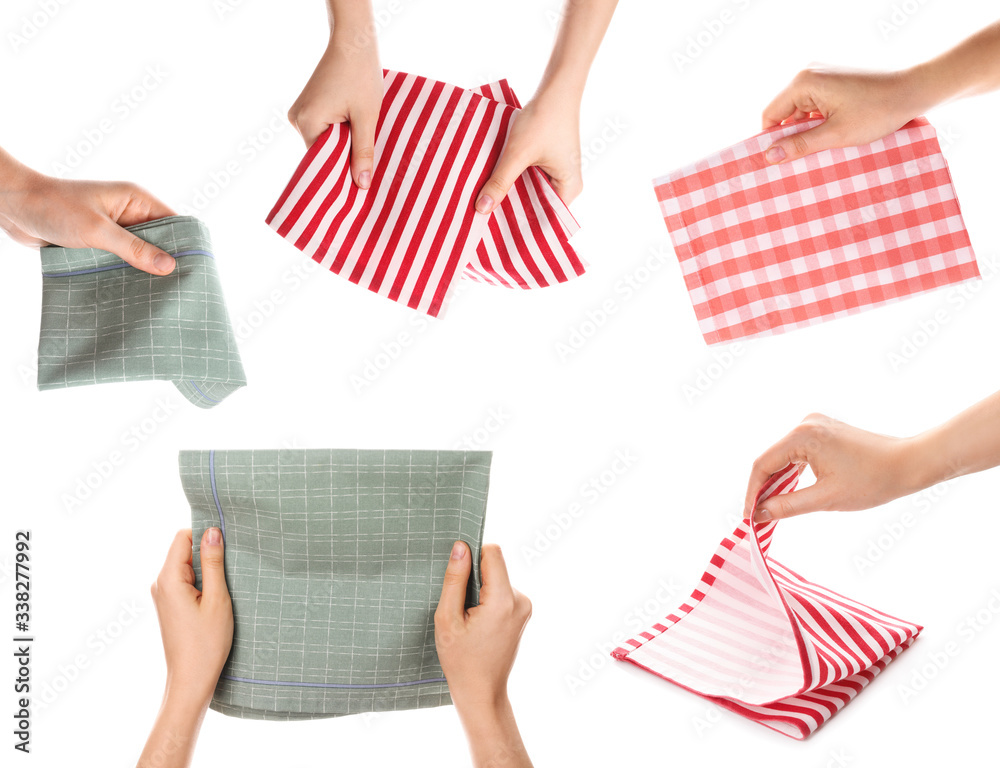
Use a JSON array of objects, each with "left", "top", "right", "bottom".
[
  {"left": 899, "top": 60, "right": 956, "bottom": 117},
  {"left": 0, "top": 153, "right": 43, "bottom": 197},
  {"left": 456, "top": 692, "right": 529, "bottom": 764},
  {"left": 328, "top": 4, "right": 378, "bottom": 49},
  {"left": 535, "top": 70, "right": 585, "bottom": 108},
  {"left": 894, "top": 431, "right": 946, "bottom": 497},
  {"left": 456, "top": 687, "right": 511, "bottom": 709},
  {"left": 162, "top": 675, "right": 215, "bottom": 717},
  {"left": 453, "top": 687, "right": 513, "bottom": 731}
]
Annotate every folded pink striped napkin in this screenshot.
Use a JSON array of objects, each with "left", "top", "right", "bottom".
[{"left": 612, "top": 464, "right": 921, "bottom": 739}]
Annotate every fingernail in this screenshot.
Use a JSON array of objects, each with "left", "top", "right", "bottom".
[
  {"left": 153, "top": 253, "right": 175, "bottom": 273},
  {"left": 475, "top": 195, "right": 493, "bottom": 214},
  {"left": 451, "top": 541, "right": 466, "bottom": 560},
  {"left": 754, "top": 508, "right": 773, "bottom": 523},
  {"left": 765, "top": 146, "right": 786, "bottom": 164},
  {"left": 205, "top": 527, "right": 222, "bottom": 545},
  {"left": 358, "top": 170, "right": 371, "bottom": 189}
]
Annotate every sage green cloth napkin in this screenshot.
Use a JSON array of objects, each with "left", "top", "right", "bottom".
[
  {"left": 38, "top": 215, "right": 245, "bottom": 408},
  {"left": 181, "top": 449, "right": 490, "bottom": 720}
]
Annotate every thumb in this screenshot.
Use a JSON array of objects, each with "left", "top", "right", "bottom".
[
  {"left": 349, "top": 110, "right": 378, "bottom": 190},
  {"left": 199, "top": 527, "right": 229, "bottom": 603},
  {"left": 754, "top": 482, "right": 829, "bottom": 522},
  {"left": 436, "top": 540, "right": 472, "bottom": 622},
  {"left": 476, "top": 149, "right": 526, "bottom": 215},
  {"left": 764, "top": 120, "right": 842, "bottom": 165},
  {"left": 93, "top": 220, "right": 176, "bottom": 275}
]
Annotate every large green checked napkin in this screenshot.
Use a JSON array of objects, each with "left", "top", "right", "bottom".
[
  {"left": 182, "top": 449, "right": 490, "bottom": 720},
  {"left": 37, "top": 215, "right": 245, "bottom": 408}
]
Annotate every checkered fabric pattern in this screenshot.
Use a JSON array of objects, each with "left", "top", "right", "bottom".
[
  {"left": 654, "top": 117, "right": 980, "bottom": 344},
  {"left": 37, "top": 216, "right": 246, "bottom": 408},
  {"left": 266, "top": 70, "right": 584, "bottom": 317},
  {"left": 183, "top": 449, "right": 491, "bottom": 720},
  {"left": 612, "top": 464, "right": 921, "bottom": 739}
]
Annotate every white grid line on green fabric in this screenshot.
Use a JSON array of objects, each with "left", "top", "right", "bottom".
[
  {"left": 182, "top": 449, "right": 489, "bottom": 720},
  {"left": 37, "top": 216, "right": 245, "bottom": 408}
]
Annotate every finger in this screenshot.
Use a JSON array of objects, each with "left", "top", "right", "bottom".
[
  {"left": 436, "top": 540, "right": 473, "bottom": 624},
  {"left": 476, "top": 149, "right": 527, "bottom": 215},
  {"left": 160, "top": 529, "right": 195, "bottom": 585},
  {"left": 198, "top": 527, "right": 229, "bottom": 603},
  {"left": 743, "top": 436, "right": 808, "bottom": 517},
  {"left": 478, "top": 543, "right": 513, "bottom": 604},
  {"left": 785, "top": 107, "right": 810, "bottom": 124},
  {"left": 762, "top": 80, "right": 819, "bottom": 129},
  {"left": 296, "top": 113, "right": 333, "bottom": 149},
  {"left": 163, "top": 529, "right": 194, "bottom": 568},
  {"left": 349, "top": 110, "right": 378, "bottom": 190},
  {"left": 512, "top": 589, "right": 533, "bottom": 629},
  {"left": 93, "top": 220, "right": 175, "bottom": 275},
  {"left": 764, "top": 119, "right": 842, "bottom": 165},
  {"left": 547, "top": 171, "right": 583, "bottom": 206},
  {"left": 179, "top": 562, "right": 196, "bottom": 587},
  {"left": 114, "top": 185, "right": 176, "bottom": 225},
  {"left": 762, "top": 87, "right": 799, "bottom": 128},
  {"left": 288, "top": 108, "right": 328, "bottom": 148},
  {"left": 754, "top": 482, "right": 830, "bottom": 522}
]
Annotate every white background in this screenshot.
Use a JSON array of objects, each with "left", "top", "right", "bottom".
[{"left": 2, "top": 0, "right": 999, "bottom": 765}]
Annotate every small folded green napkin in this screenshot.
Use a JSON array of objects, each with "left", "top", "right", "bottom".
[
  {"left": 38, "top": 215, "right": 245, "bottom": 408},
  {"left": 182, "top": 449, "right": 490, "bottom": 720}
]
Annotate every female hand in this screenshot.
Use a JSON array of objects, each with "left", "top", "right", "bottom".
[
  {"left": 138, "top": 528, "right": 232, "bottom": 768},
  {"left": 475, "top": 90, "right": 583, "bottom": 215},
  {"left": 762, "top": 21, "right": 1000, "bottom": 164},
  {"left": 0, "top": 150, "right": 177, "bottom": 274},
  {"left": 435, "top": 542, "right": 533, "bottom": 768},
  {"left": 744, "top": 413, "right": 916, "bottom": 522},
  {"left": 287, "top": 8, "right": 384, "bottom": 188},
  {"left": 150, "top": 528, "right": 233, "bottom": 709}
]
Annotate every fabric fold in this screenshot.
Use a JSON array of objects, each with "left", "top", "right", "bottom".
[
  {"left": 654, "top": 117, "right": 980, "bottom": 344},
  {"left": 37, "top": 215, "right": 245, "bottom": 408},
  {"left": 182, "top": 448, "right": 491, "bottom": 720},
  {"left": 266, "top": 70, "right": 584, "bottom": 317},
  {"left": 611, "top": 464, "right": 921, "bottom": 739}
]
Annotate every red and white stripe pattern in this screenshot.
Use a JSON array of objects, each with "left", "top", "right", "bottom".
[
  {"left": 266, "top": 71, "right": 583, "bottom": 317},
  {"left": 462, "top": 80, "right": 583, "bottom": 288},
  {"left": 655, "top": 117, "right": 980, "bottom": 344},
  {"left": 612, "top": 464, "right": 922, "bottom": 739}
]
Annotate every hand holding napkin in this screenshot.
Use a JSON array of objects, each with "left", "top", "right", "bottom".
[
  {"left": 655, "top": 118, "right": 979, "bottom": 344},
  {"left": 267, "top": 71, "right": 585, "bottom": 317},
  {"left": 37, "top": 215, "right": 245, "bottom": 408},
  {"left": 183, "top": 448, "right": 490, "bottom": 720},
  {"left": 612, "top": 464, "right": 921, "bottom": 739}
]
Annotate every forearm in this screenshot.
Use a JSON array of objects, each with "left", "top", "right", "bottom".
[
  {"left": 906, "top": 20, "right": 1000, "bottom": 111},
  {"left": 537, "top": 0, "right": 618, "bottom": 101},
  {"left": 902, "top": 389, "right": 1000, "bottom": 493},
  {"left": 136, "top": 693, "right": 209, "bottom": 768},
  {"left": 457, "top": 695, "right": 533, "bottom": 768}
]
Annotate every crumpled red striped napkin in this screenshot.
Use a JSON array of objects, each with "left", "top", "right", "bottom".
[
  {"left": 267, "top": 71, "right": 584, "bottom": 317},
  {"left": 655, "top": 117, "right": 980, "bottom": 344},
  {"left": 612, "top": 464, "right": 922, "bottom": 739}
]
